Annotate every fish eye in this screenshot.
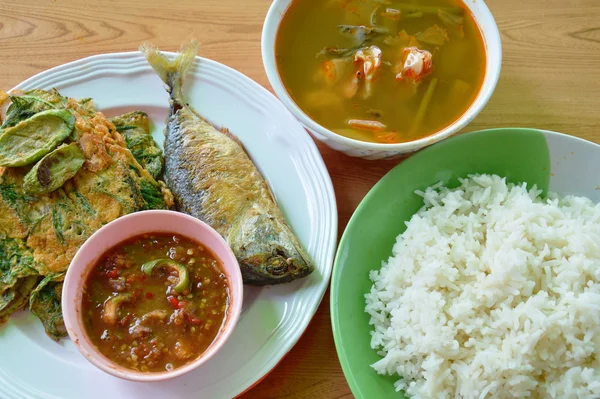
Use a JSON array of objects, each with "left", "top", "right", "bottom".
[{"left": 266, "top": 257, "right": 288, "bottom": 276}]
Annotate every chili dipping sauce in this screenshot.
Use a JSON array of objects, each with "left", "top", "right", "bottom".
[{"left": 82, "top": 232, "right": 230, "bottom": 372}]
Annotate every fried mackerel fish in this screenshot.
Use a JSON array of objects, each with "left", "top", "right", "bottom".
[
  {"left": 142, "top": 41, "right": 314, "bottom": 285},
  {"left": 0, "top": 89, "right": 173, "bottom": 340}
]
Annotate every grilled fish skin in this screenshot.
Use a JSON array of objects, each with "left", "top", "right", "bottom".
[{"left": 141, "top": 41, "right": 315, "bottom": 285}]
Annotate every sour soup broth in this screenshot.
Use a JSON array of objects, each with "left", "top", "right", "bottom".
[{"left": 276, "top": 0, "right": 486, "bottom": 143}]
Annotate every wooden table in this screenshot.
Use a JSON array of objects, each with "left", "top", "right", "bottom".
[{"left": 1, "top": 0, "right": 599, "bottom": 397}]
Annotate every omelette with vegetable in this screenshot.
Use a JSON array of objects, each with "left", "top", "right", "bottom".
[{"left": 0, "top": 89, "right": 173, "bottom": 339}]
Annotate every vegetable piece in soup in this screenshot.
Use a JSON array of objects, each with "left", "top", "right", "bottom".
[
  {"left": 275, "top": 0, "right": 486, "bottom": 143},
  {"left": 82, "top": 233, "right": 229, "bottom": 372}
]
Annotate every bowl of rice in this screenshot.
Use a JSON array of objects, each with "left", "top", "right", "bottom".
[{"left": 331, "top": 128, "right": 600, "bottom": 398}]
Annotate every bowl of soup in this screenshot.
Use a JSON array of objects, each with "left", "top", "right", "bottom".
[
  {"left": 262, "top": 0, "right": 502, "bottom": 159},
  {"left": 62, "top": 210, "right": 243, "bottom": 381}
]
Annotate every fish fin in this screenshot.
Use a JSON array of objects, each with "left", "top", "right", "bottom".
[
  {"left": 220, "top": 127, "right": 246, "bottom": 150},
  {"left": 264, "top": 178, "right": 278, "bottom": 204},
  {"left": 175, "top": 40, "right": 201, "bottom": 83},
  {"left": 139, "top": 40, "right": 200, "bottom": 88}
]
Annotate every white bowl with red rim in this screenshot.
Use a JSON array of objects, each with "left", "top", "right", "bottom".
[
  {"left": 61, "top": 210, "right": 244, "bottom": 382},
  {"left": 261, "top": 0, "right": 502, "bottom": 160}
]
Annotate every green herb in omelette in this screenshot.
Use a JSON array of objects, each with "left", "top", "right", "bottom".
[
  {"left": 111, "top": 111, "right": 163, "bottom": 180},
  {"left": 139, "top": 179, "right": 166, "bottom": 210},
  {"left": 51, "top": 207, "right": 65, "bottom": 245},
  {"left": 0, "top": 276, "right": 39, "bottom": 325},
  {"left": 29, "top": 273, "right": 67, "bottom": 340},
  {"left": 0, "top": 235, "right": 38, "bottom": 293}
]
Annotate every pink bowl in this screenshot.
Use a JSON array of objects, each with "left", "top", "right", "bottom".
[{"left": 62, "top": 210, "right": 244, "bottom": 382}]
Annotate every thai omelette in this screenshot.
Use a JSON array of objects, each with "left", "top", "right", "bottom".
[{"left": 0, "top": 89, "right": 173, "bottom": 340}]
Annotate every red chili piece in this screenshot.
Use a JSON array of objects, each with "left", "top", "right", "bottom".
[
  {"left": 187, "top": 315, "right": 203, "bottom": 325},
  {"left": 168, "top": 296, "right": 179, "bottom": 309},
  {"left": 106, "top": 268, "right": 119, "bottom": 279}
]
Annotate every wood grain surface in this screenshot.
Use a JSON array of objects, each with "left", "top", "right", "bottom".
[{"left": 1, "top": 0, "right": 599, "bottom": 397}]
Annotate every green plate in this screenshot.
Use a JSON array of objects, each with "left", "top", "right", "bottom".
[{"left": 330, "top": 128, "right": 552, "bottom": 398}]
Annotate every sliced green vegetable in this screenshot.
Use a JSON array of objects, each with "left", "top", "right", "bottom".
[
  {"left": 2, "top": 97, "right": 55, "bottom": 130},
  {"left": 369, "top": 5, "right": 382, "bottom": 26},
  {"left": 416, "top": 25, "right": 449, "bottom": 46},
  {"left": 405, "top": 10, "right": 423, "bottom": 18},
  {"left": 337, "top": 25, "right": 389, "bottom": 44},
  {"left": 394, "top": 3, "right": 464, "bottom": 16},
  {"left": 23, "top": 143, "right": 85, "bottom": 195},
  {"left": 141, "top": 259, "right": 190, "bottom": 294},
  {"left": 1, "top": 89, "right": 66, "bottom": 129},
  {"left": 438, "top": 9, "right": 464, "bottom": 27},
  {"left": 102, "top": 293, "right": 133, "bottom": 325},
  {"left": 437, "top": 9, "right": 465, "bottom": 38},
  {"left": 317, "top": 46, "right": 360, "bottom": 59},
  {"left": 0, "top": 109, "right": 75, "bottom": 167},
  {"left": 411, "top": 78, "right": 439, "bottom": 134}
]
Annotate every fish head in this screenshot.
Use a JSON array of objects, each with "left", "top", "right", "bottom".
[
  {"left": 229, "top": 213, "right": 314, "bottom": 286},
  {"left": 239, "top": 247, "right": 311, "bottom": 285}
]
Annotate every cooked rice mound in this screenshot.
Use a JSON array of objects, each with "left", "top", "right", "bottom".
[{"left": 365, "top": 174, "right": 600, "bottom": 399}]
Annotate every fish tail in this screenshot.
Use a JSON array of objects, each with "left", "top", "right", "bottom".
[{"left": 139, "top": 40, "right": 200, "bottom": 101}]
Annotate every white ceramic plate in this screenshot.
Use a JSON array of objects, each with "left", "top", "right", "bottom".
[{"left": 0, "top": 52, "right": 337, "bottom": 399}]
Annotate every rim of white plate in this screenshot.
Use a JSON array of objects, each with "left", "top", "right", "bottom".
[{"left": 1, "top": 51, "right": 337, "bottom": 399}]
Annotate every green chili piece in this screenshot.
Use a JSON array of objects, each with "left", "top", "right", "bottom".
[
  {"left": 141, "top": 259, "right": 190, "bottom": 294},
  {"left": 102, "top": 293, "right": 133, "bottom": 325}
]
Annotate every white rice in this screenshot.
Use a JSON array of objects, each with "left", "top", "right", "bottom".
[{"left": 365, "top": 174, "right": 600, "bottom": 399}]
